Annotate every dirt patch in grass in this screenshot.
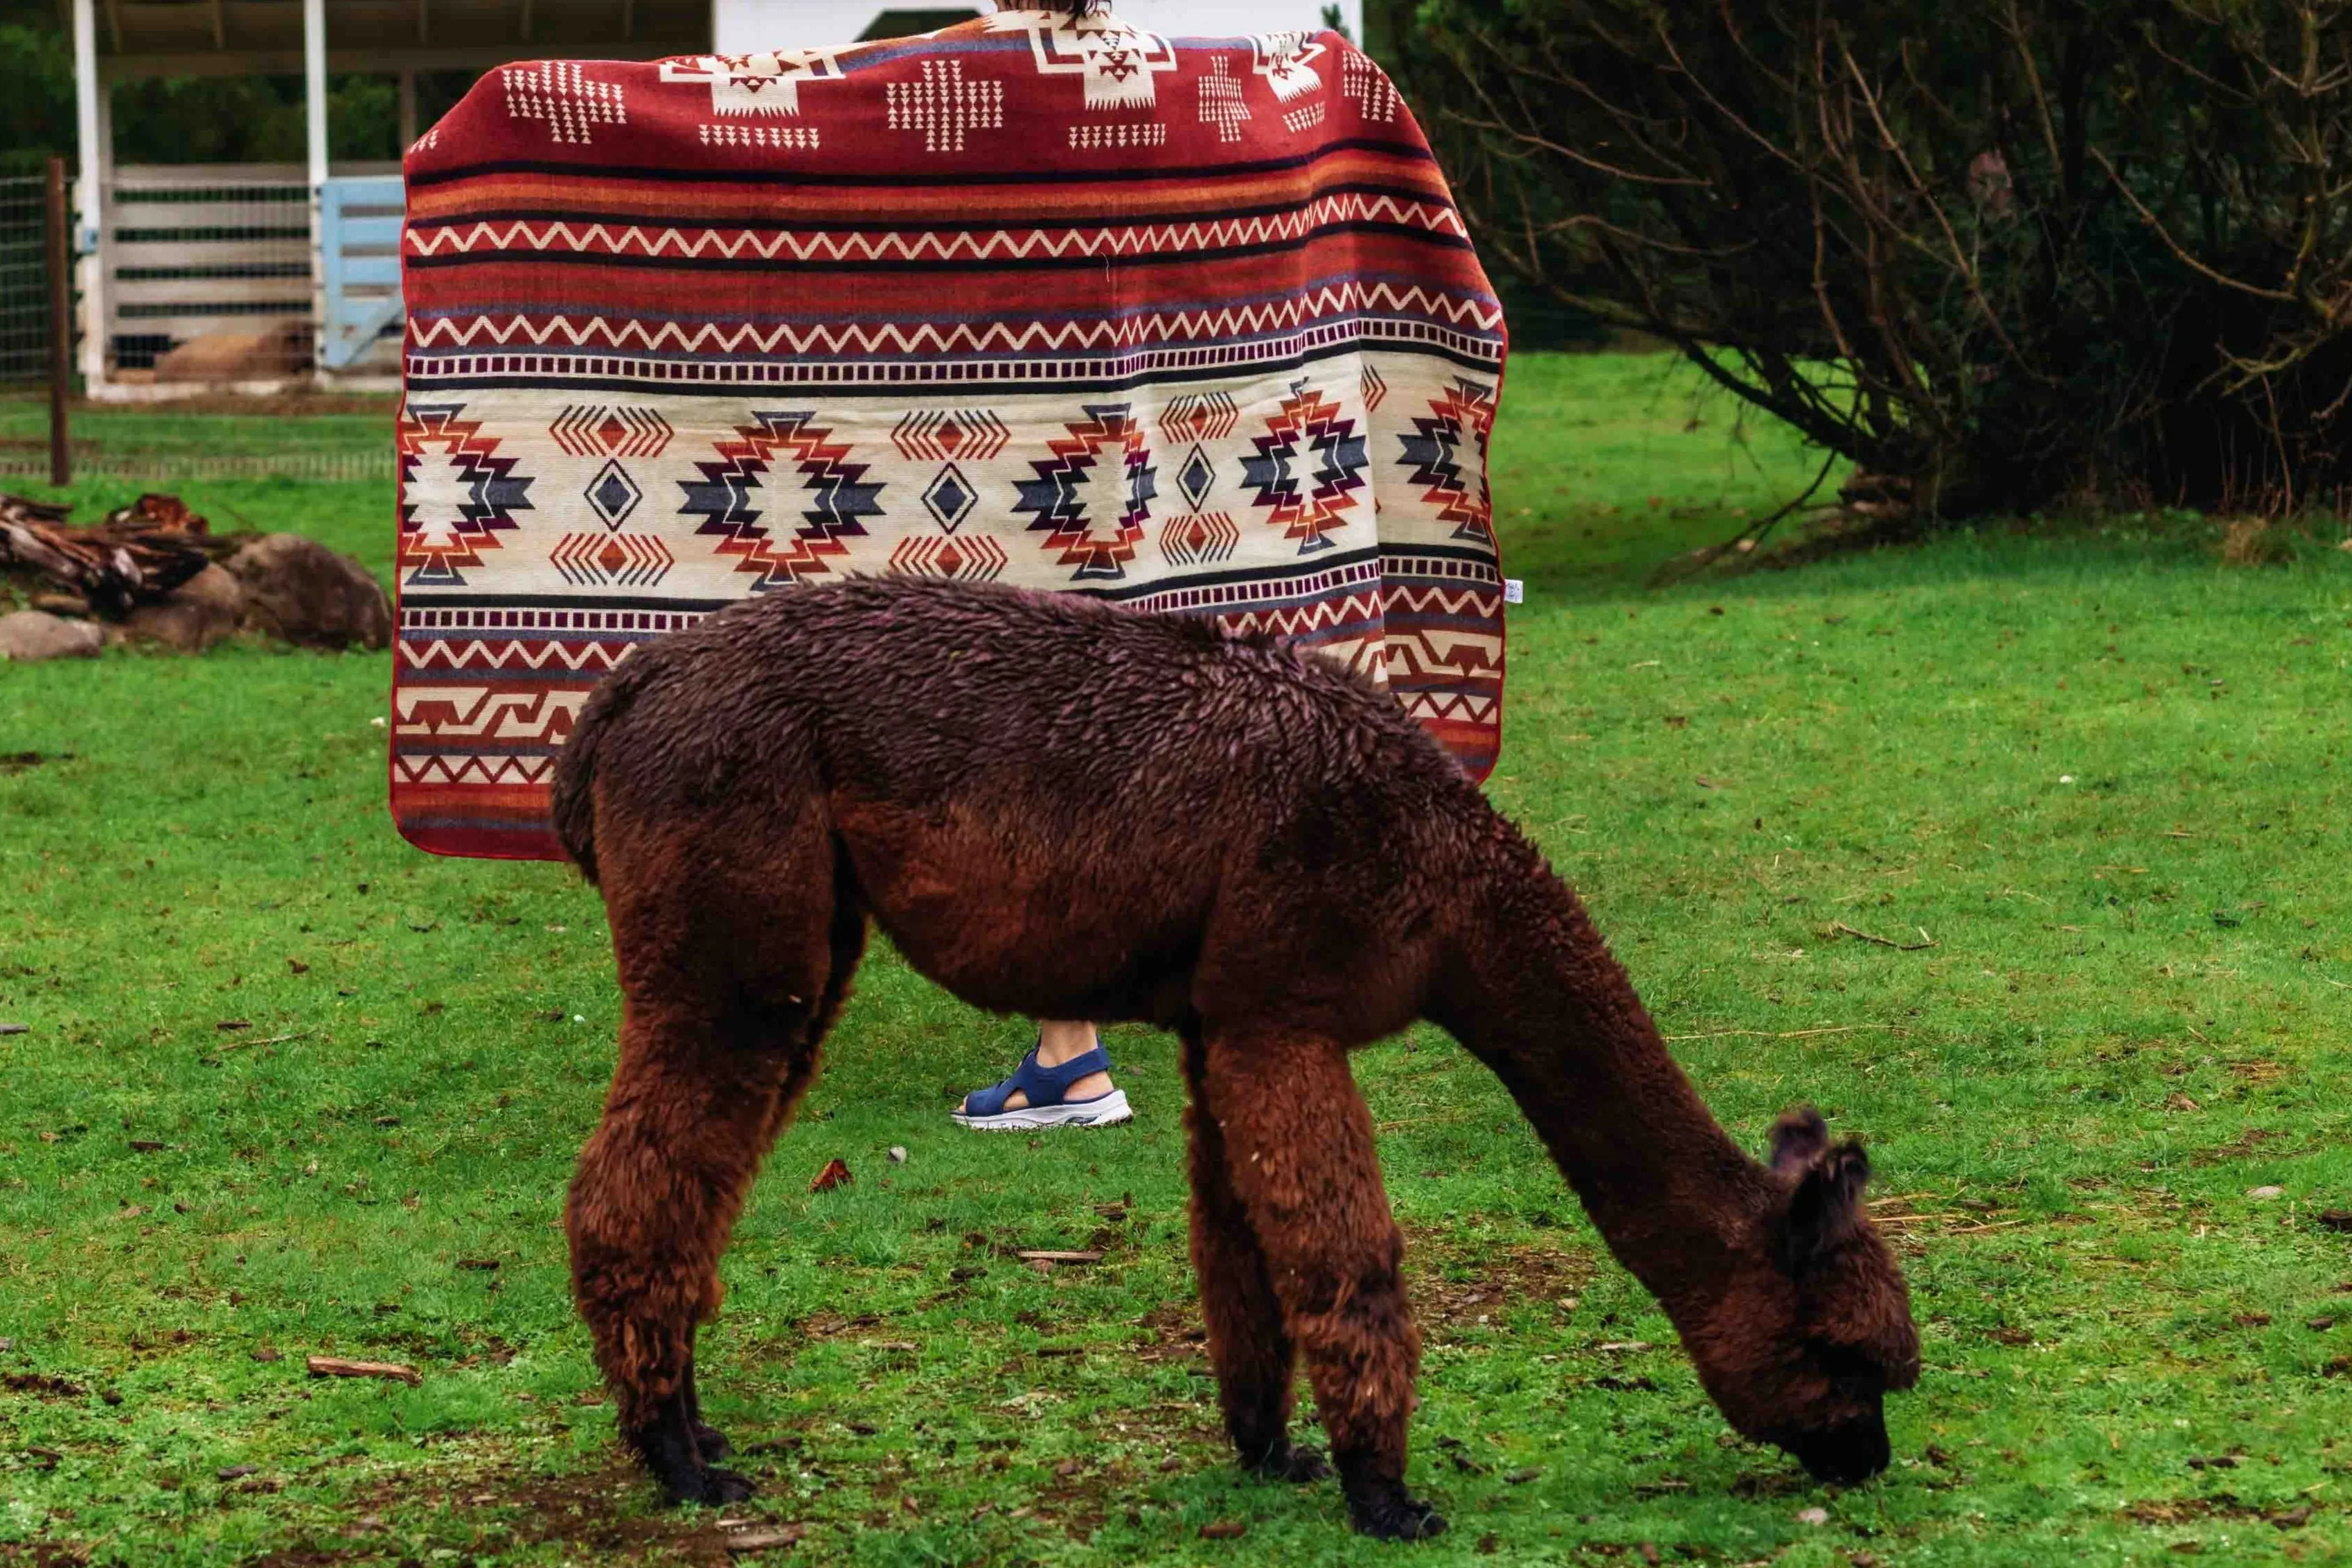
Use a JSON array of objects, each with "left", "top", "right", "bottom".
[
  {"left": 1, "top": 1372, "right": 87, "bottom": 1400},
  {"left": 2192, "top": 1127, "right": 2284, "bottom": 1167},
  {"left": 2122, "top": 1493, "right": 2317, "bottom": 1528},
  {"left": 1125, "top": 1237, "right": 1591, "bottom": 1356},
  {"left": 0, "top": 1545, "right": 99, "bottom": 1568},
  {"left": 1132, "top": 1301, "right": 1208, "bottom": 1366},
  {"left": 1405, "top": 1234, "right": 1594, "bottom": 1330},
  {"left": 251, "top": 1461, "right": 760, "bottom": 1567}
]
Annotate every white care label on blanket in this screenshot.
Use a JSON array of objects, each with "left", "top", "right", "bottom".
[{"left": 1504, "top": 578, "right": 1525, "bottom": 604}]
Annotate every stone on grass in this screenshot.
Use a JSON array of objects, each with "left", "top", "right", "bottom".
[
  {"left": 120, "top": 564, "right": 244, "bottom": 652},
  {"left": 0, "top": 609, "right": 103, "bottom": 661},
  {"left": 226, "top": 533, "right": 392, "bottom": 650}
]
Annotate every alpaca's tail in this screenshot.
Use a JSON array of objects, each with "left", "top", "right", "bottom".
[{"left": 551, "top": 654, "right": 654, "bottom": 884}]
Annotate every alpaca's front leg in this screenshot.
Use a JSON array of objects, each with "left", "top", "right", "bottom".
[{"left": 1200, "top": 1026, "right": 1444, "bottom": 1541}]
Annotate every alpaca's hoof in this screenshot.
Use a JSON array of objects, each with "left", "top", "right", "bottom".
[
  {"left": 632, "top": 1416, "right": 758, "bottom": 1507},
  {"left": 1249, "top": 1441, "right": 1332, "bottom": 1484},
  {"left": 1346, "top": 1481, "right": 1446, "bottom": 1541},
  {"left": 693, "top": 1422, "right": 734, "bottom": 1463},
  {"left": 666, "top": 1465, "right": 757, "bottom": 1506}
]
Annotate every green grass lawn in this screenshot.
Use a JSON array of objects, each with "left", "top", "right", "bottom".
[{"left": 4, "top": 354, "right": 2351, "bottom": 1566}]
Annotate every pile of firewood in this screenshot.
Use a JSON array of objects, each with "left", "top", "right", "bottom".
[
  {"left": 0, "top": 492, "right": 218, "bottom": 614},
  {"left": 1, "top": 491, "right": 393, "bottom": 657}
]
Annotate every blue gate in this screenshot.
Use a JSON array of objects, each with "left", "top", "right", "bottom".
[{"left": 319, "top": 176, "right": 404, "bottom": 371}]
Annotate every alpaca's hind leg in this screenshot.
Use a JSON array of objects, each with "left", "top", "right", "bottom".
[
  {"left": 569, "top": 987, "right": 821, "bottom": 1503},
  {"left": 1180, "top": 1024, "right": 1327, "bottom": 1483},
  {"left": 569, "top": 835, "right": 859, "bottom": 1505},
  {"left": 1201, "top": 1026, "right": 1443, "bottom": 1541},
  {"left": 685, "top": 872, "right": 866, "bottom": 1468}
]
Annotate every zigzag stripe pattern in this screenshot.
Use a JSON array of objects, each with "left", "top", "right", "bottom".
[
  {"left": 405, "top": 192, "right": 1470, "bottom": 262},
  {"left": 410, "top": 280, "right": 1506, "bottom": 356},
  {"left": 395, "top": 754, "right": 562, "bottom": 785},
  {"left": 398, "top": 639, "right": 641, "bottom": 671},
  {"left": 1400, "top": 691, "right": 1498, "bottom": 724}
]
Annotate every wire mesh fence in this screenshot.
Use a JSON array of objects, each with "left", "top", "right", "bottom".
[
  {"left": 0, "top": 428, "right": 394, "bottom": 482},
  {"left": 107, "top": 173, "right": 312, "bottom": 375},
  {"left": 0, "top": 174, "right": 55, "bottom": 389}
]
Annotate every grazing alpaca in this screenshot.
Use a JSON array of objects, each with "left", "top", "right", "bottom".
[{"left": 551, "top": 578, "right": 1921, "bottom": 1540}]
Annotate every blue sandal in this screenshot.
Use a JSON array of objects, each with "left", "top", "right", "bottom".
[{"left": 952, "top": 1040, "right": 1134, "bottom": 1131}]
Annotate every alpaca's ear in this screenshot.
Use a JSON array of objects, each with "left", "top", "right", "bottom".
[
  {"left": 1771, "top": 1106, "right": 1830, "bottom": 1173},
  {"left": 1783, "top": 1139, "right": 1873, "bottom": 1270}
]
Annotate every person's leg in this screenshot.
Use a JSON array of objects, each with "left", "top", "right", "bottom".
[
  {"left": 1031, "top": 1019, "right": 1114, "bottom": 1101},
  {"left": 955, "top": 1019, "right": 1115, "bottom": 1114}
]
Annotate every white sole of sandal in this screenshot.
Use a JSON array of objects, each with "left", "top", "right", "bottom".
[{"left": 952, "top": 1090, "right": 1134, "bottom": 1132}]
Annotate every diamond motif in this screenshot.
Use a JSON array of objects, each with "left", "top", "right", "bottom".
[
  {"left": 1177, "top": 444, "right": 1216, "bottom": 513},
  {"left": 586, "top": 460, "right": 642, "bottom": 529},
  {"left": 923, "top": 463, "right": 978, "bottom": 533}
]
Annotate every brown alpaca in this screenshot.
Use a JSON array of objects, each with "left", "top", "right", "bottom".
[{"left": 551, "top": 578, "right": 1921, "bottom": 1540}]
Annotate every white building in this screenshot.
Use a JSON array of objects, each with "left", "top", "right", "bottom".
[{"left": 68, "top": 0, "right": 1366, "bottom": 398}]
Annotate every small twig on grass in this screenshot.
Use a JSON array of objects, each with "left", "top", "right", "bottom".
[
  {"left": 305, "top": 1356, "right": 418, "bottom": 1386},
  {"left": 1829, "top": 920, "right": 1938, "bottom": 951},
  {"left": 218, "top": 1030, "right": 313, "bottom": 1052}
]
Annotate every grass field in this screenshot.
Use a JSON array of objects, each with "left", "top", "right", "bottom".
[{"left": 3, "top": 354, "right": 2351, "bottom": 1566}]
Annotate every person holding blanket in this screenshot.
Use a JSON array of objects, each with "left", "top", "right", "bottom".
[{"left": 389, "top": 5, "right": 1508, "bottom": 1139}]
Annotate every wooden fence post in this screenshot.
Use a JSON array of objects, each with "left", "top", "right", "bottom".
[{"left": 46, "top": 155, "right": 71, "bottom": 488}]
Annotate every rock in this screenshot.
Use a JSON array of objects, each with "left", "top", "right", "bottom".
[
  {"left": 154, "top": 323, "right": 312, "bottom": 384},
  {"left": 0, "top": 609, "right": 103, "bottom": 661},
  {"left": 120, "top": 564, "right": 244, "bottom": 652},
  {"left": 225, "top": 533, "right": 392, "bottom": 650},
  {"left": 2249, "top": 1185, "right": 2286, "bottom": 1200}
]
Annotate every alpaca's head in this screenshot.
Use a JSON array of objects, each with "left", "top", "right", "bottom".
[{"left": 1682, "top": 1107, "right": 1921, "bottom": 1485}]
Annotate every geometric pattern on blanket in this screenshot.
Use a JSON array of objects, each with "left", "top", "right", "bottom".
[{"left": 393, "top": 8, "right": 1508, "bottom": 859}]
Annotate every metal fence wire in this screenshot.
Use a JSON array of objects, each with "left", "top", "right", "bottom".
[
  {"left": 0, "top": 175, "right": 55, "bottom": 387},
  {"left": 107, "top": 176, "right": 312, "bottom": 373}
]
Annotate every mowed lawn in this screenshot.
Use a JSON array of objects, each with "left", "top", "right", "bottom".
[{"left": 3, "top": 357, "right": 2350, "bottom": 1567}]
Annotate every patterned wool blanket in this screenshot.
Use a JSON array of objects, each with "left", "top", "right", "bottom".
[{"left": 391, "top": 6, "right": 1508, "bottom": 859}]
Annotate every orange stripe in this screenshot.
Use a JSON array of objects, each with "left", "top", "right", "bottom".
[{"left": 404, "top": 152, "right": 1450, "bottom": 225}]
